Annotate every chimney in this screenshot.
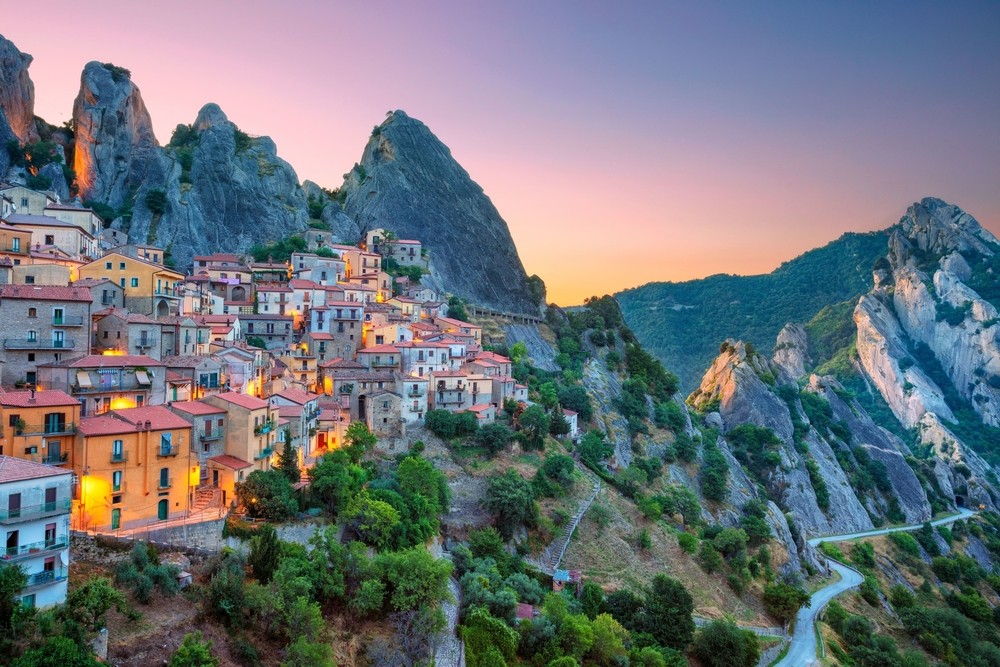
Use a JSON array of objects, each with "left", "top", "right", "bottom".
[
  {"left": 145, "top": 420, "right": 151, "bottom": 431},
  {"left": 29, "top": 387, "right": 36, "bottom": 404}
]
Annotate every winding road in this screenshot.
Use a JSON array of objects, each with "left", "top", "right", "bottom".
[{"left": 773, "top": 507, "right": 976, "bottom": 667}]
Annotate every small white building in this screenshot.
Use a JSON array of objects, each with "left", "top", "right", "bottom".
[
  {"left": 562, "top": 409, "right": 579, "bottom": 439},
  {"left": 0, "top": 456, "right": 72, "bottom": 609}
]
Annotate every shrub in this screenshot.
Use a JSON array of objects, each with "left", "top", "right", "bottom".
[
  {"left": 144, "top": 189, "right": 168, "bottom": 215},
  {"left": 486, "top": 470, "right": 538, "bottom": 539},
  {"left": 692, "top": 619, "right": 760, "bottom": 667},
  {"left": 170, "top": 632, "right": 219, "bottom": 667},
  {"left": 762, "top": 582, "right": 809, "bottom": 624},
  {"left": 475, "top": 422, "right": 513, "bottom": 455},
  {"left": 678, "top": 532, "right": 698, "bottom": 554}
]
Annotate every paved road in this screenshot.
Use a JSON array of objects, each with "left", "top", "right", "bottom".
[{"left": 773, "top": 508, "right": 976, "bottom": 667}]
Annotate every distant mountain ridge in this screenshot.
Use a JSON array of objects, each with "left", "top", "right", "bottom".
[{"left": 617, "top": 228, "right": 891, "bottom": 391}]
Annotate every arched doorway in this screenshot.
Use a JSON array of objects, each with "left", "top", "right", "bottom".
[
  {"left": 231, "top": 285, "right": 247, "bottom": 302},
  {"left": 156, "top": 299, "right": 170, "bottom": 317}
]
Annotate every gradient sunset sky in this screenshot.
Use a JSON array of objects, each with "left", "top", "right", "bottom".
[{"left": 13, "top": 1, "right": 1000, "bottom": 305}]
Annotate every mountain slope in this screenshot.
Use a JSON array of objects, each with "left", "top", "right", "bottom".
[
  {"left": 340, "top": 110, "right": 541, "bottom": 314},
  {"left": 617, "top": 229, "right": 890, "bottom": 391}
]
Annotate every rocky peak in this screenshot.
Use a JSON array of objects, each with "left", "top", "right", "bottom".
[
  {"left": 72, "top": 61, "right": 159, "bottom": 207},
  {"left": 0, "top": 34, "right": 37, "bottom": 145},
  {"left": 772, "top": 323, "right": 809, "bottom": 378},
  {"left": 341, "top": 110, "right": 540, "bottom": 314},
  {"left": 193, "top": 103, "right": 228, "bottom": 131},
  {"left": 890, "top": 197, "right": 998, "bottom": 269}
]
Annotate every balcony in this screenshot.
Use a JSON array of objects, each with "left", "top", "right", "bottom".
[
  {"left": 4, "top": 339, "right": 75, "bottom": 350},
  {"left": 1, "top": 536, "right": 69, "bottom": 562},
  {"left": 158, "top": 478, "right": 172, "bottom": 490},
  {"left": 41, "top": 452, "right": 69, "bottom": 466},
  {"left": 155, "top": 287, "right": 181, "bottom": 299},
  {"left": 254, "top": 421, "right": 275, "bottom": 436},
  {"left": 52, "top": 316, "right": 85, "bottom": 327},
  {"left": 74, "top": 381, "right": 142, "bottom": 394},
  {"left": 254, "top": 447, "right": 274, "bottom": 461},
  {"left": 200, "top": 430, "right": 224, "bottom": 442},
  {"left": 0, "top": 498, "right": 71, "bottom": 523},
  {"left": 407, "top": 389, "right": 425, "bottom": 397},
  {"left": 110, "top": 451, "right": 128, "bottom": 464},
  {"left": 157, "top": 445, "right": 178, "bottom": 457},
  {"left": 17, "top": 422, "right": 76, "bottom": 437},
  {"left": 24, "top": 568, "right": 68, "bottom": 590}
]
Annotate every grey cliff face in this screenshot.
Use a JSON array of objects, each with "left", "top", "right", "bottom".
[
  {"left": 772, "top": 323, "right": 809, "bottom": 379},
  {"left": 72, "top": 62, "right": 160, "bottom": 208},
  {"left": 341, "top": 110, "right": 539, "bottom": 314},
  {"left": 128, "top": 103, "right": 309, "bottom": 269},
  {"left": 0, "top": 34, "right": 37, "bottom": 145}
]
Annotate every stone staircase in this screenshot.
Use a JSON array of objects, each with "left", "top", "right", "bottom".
[
  {"left": 541, "top": 463, "right": 601, "bottom": 574},
  {"left": 190, "top": 486, "right": 222, "bottom": 515}
]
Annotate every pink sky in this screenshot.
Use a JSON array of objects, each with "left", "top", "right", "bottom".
[{"left": 12, "top": 1, "right": 1000, "bottom": 305}]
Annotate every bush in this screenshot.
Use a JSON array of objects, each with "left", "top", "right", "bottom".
[
  {"left": 170, "top": 632, "right": 219, "bottom": 667},
  {"left": 486, "top": 470, "right": 538, "bottom": 540},
  {"left": 693, "top": 620, "right": 760, "bottom": 667},
  {"left": 115, "top": 542, "right": 179, "bottom": 604},
  {"left": 475, "top": 422, "right": 513, "bottom": 455},
  {"left": 762, "top": 582, "right": 809, "bottom": 625},
  {"left": 145, "top": 189, "right": 168, "bottom": 215},
  {"left": 678, "top": 532, "right": 698, "bottom": 554},
  {"left": 235, "top": 470, "right": 298, "bottom": 521}
]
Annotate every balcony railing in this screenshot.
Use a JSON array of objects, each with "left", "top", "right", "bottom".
[
  {"left": 0, "top": 498, "right": 71, "bottom": 523},
  {"left": 407, "top": 389, "right": 424, "bottom": 397},
  {"left": 155, "top": 287, "right": 181, "bottom": 298},
  {"left": 4, "top": 339, "right": 75, "bottom": 350},
  {"left": 254, "top": 447, "right": 274, "bottom": 461},
  {"left": 24, "top": 568, "right": 68, "bottom": 589},
  {"left": 200, "top": 430, "right": 224, "bottom": 442},
  {"left": 41, "top": 452, "right": 69, "bottom": 465},
  {"left": 1, "top": 536, "right": 69, "bottom": 561},
  {"left": 74, "top": 381, "right": 142, "bottom": 394},
  {"left": 111, "top": 451, "right": 128, "bottom": 463},
  {"left": 254, "top": 421, "right": 274, "bottom": 436},
  {"left": 52, "top": 316, "right": 85, "bottom": 327},
  {"left": 16, "top": 422, "right": 76, "bottom": 436},
  {"left": 157, "top": 445, "right": 178, "bottom": 457},
  {"left": 158, "top": 478, "right": 172, "bottom": 490}
]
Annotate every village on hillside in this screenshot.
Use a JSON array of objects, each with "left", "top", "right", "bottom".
[{"left": 0, "top": 181, "right": 577, "bottom": 610}]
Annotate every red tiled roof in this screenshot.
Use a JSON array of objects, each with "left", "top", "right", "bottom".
[
  {"left": 78, "top": 415, "right": 135, "bottom": 437},
  {"left": 207, "top": 392, "right": 268, "bottom": 410},
  {"left": 274, "top": 388, "right": 317, "bottom": 405},
  {"left": 0, "top": 389, "right": 78, "bottom": 408},
  {"left": 307, "top": 332, "right": 334, "bottom": 340},
  {"left": 111, "top": 406, "right": 193, "bottom": 431},
  {"left": 358, "top": 344, "right": 400, "bottom": 354},
  {"left": 0, "top": 284, "right": 93, "bottom": 301},
  {"left": 0, "top": 455, "right": 73, "bottom": 483},
  {"left": 169, "top": 401, "right": 225, "bottom": 416},
  {"left": 208, "top": 454, "right": 253, "bottom": 470},
  {"left": 277, "top": 405, "right": 303, "bottom": 418},
  {"left": 39, "top": 354, "right": 164, "bottom": 369},
  {"left": 467, "top": 404, "right": 494, "bottom": 413}
]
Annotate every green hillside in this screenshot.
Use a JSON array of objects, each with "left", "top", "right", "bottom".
[{"left": 616, "top": 229, "right": 892, "bottom": 391}]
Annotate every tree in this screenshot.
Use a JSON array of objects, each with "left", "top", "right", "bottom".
[
  {"left": 558, "top": 384, "right": 593, "bottom": 422},
  {"left": 282, "top": 637, "right": 335, "bottom": 667},
  {"left": 343, "top": 491, "right": 401, "bottom": 550},
  {"left": 169, "top": 632, "right": 219, "bottom": 667},
  {"left": 235, "top": 470, "right": 298, "bottom": 521},
  {"left": 426, "top": 409, "right": 456, "bottom": 438},
  {"left": 580, "top": 581, "right": 605, "bottom": 619},
  {"left": 538, "top": 382, "right": 559, "bottom": 410},
  {"left": 0, "top": 564, "right": 26, "bottom": 630},
  {"left": 692, "top": 620, "right": 761, "bottom": 667},
  {"left": 762, "top": 582, "right": 809, "bottom": 625},
  {"left": 486, "top": 470, "right": 538, "bottom": 539},
  {"left": 462, "top": 607, "right": 518, "bottom": 667},
  {"left": 447, "top": 296, "right": 469, "bottom": 321},
  {"left": 248, "top": 523, "right": 282, "bottom": 584},
  {"left": 275, "top": 434, "right": 300, "bottom": 483},
  {"left": 518, "top": 405, "right": 550, "bottom": 450},
  {"left": 376, "top": 547, "right": 453, "bottom": 611},
  {"left": 397, "top": 455, "right": 449, "bottom": 516},
  {"left": 309, "top": 450, "right": 366, "bottom": 517},
  {"left": 475, "top": 422, "right": 513, "bottom": 456},
  {"left": 12, "top": 636, "right": 102, "bottom": 667},
  {"left": 640, "top": 575, "right": 695, "bottom": 650},
  {"left": 578, "top": 430, "right": 613, "bottom": 468},
  {"left": 549, "top": 411, "right": 571, "bottom": 437},
  {"left": 66, "top": 576, "right": 128, "bottom": 631},
  {"left": 344, "top": 421, "right": 377, "bottom": 462},
  {"left": 588, "top": 613, "right": 629, "bottom": 666},
  {"left": 510, "top": 341, "right": 528, "bottom": 364}
]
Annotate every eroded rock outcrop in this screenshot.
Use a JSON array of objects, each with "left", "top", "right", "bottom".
[
  {"left": 72, "top": 62, "right": 159, "bottom": 207},
  {"left": 127, "top": 103, "right": 308, "bottom": 268},
  {"left": 341, "top": 111, "right": 540, "bottom": 314},
  {"left": 0, "top": 34, "right": 37, "bottom": 145},
  {"left": 772, "top": 323, "right": 809, "bottom": 379}
]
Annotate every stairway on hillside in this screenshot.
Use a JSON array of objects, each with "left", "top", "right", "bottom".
[
  {"left": 542, "top": 464, "right": 601, "bottom": 574},
  {"left": 190, "top": 486, "right": 222, "bottom": 516}
]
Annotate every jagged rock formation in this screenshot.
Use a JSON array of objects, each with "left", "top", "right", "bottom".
[
  {"left": 127, "top": 103, "right": 308, "bottom": 268},
  {"left": 772, "top": 324, "right": 809, "bottom": 378},
  {"left": 303, "top": 180, "right": 360, "bottom": 241},
  {"left": 341, "top": 111, "right": 539, "bottom": 314},
  {"left": 72, "top": 62, "right": 159, "bottom": 207},
  {"left": 0, "top": 34, "right": 37, "bottom": 146},
  {"left": 690, "top": 341, "right": 875, "bottom": 536},
  {"left": 853, "top": 197, "right": 1000, "bottom": 510}
]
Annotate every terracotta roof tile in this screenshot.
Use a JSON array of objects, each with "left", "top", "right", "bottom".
[
  {"left": 0, "top": 455, "right": 73, "bottom": 483},
  {"left": 0, "top": 389, "right": 78, "bottom": 408}
]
